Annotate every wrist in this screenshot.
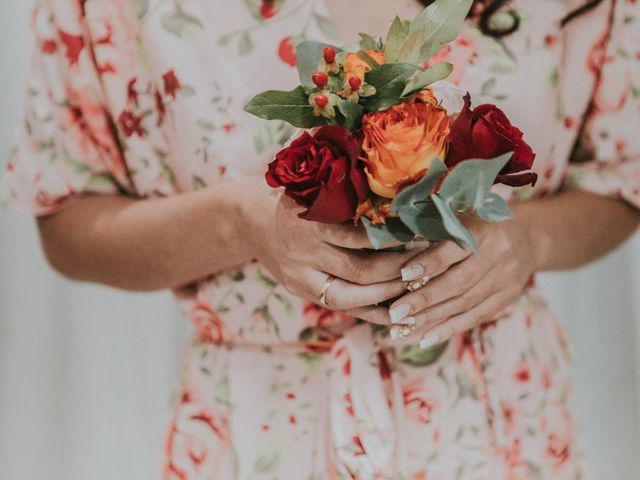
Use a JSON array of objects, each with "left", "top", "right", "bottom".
[
  {"left": 511, "top": 201, "right": 550, "bottom": 273},
  {"left": 233, "top": 176, "right": 277, "bottom": 261}
]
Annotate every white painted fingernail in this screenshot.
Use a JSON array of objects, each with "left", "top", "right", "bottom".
[
  {"left": 389, "top": 304, "right": 412, "bottom": 323},
  {"left": 401, "top": 264, "right": 425, "bottom": 281},
  {"left": 390, "top": 326, "right": 400, "bottom": 340},
  {"left": 419, "top": 334, "right": 440, "bottom": 350}
]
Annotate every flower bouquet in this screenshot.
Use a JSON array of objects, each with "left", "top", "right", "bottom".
[{"left": 244, "top": 0, "right": 536, "bottom": 251}]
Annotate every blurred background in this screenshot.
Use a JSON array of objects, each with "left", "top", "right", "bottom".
[{"left": 1, "top": 3, "right": 639, "bottom": 480}]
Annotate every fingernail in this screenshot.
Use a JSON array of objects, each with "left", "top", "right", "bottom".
[
  {"left": 401, "top": 264, "right": 425, "bottom": 281},
  {"left": 389, "top": 304, "right": 412, "bottom": 324},
  {"left": 419, "top": 334, "right": 440, "bottom": 350}
]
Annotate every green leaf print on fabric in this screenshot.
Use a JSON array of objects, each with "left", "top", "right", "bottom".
[
  {"left": 314, "top": 13, "right": 340, "bottom": 41},
  {"left": 161, "top": 7, "right": 204, "bottom": 40},
  {"left": 398, "top": 341, "right": 449, "bottom": 367}
]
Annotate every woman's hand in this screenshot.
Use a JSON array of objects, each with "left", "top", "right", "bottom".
[
  {"left": 387, "top": 208, "right": 536, "bottom": 347},
  {"left": 241, "top": 183, "right": 423, "bottom": 321}
]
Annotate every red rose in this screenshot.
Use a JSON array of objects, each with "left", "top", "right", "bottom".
[
  {"left": 446, "top": 95, "right": 537, "bottom": 187},
  {"left": 266, "top": 126, "right": 368, "bottom": 224}
]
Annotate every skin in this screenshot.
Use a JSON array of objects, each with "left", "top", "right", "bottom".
[
  {"left": 37, "top": 0, "right": 640, "bottom": 345},
  {"left": 37, "top": 176, "right": 424, "bottom": 323},
  {"left": 386, "top": 191, "right": 640, "bottom": 346}
]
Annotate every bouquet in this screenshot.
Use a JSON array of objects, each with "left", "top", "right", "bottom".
[{"left": 244, "top": 0, "right": 537, "bottom": 252}]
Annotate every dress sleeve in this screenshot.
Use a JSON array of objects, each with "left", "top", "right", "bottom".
[
  {"left": 562, "top": 1, "right": 640, "bottom": 208},
  {"left": 1, "top": 3, "right": 131, "bottom": 216}
]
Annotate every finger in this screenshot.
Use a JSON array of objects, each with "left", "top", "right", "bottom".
[
  {"left": 416, "top": 287, "right": 517, "bottom": 350},
  {"left": 389, "top": 252, "right": 492, "bottom": 322},
  {"left": 409, "top": 265, "right": 503, "bottom": 332},
  {"left": 344, "top": 306, "right": 390, "bottom": 325},
  {"left": 318, "top": 245, "right": 426, "bottom": 285},
  {"left": 315, "top": 222, "right": 377, "bottom": 249},
  {"left": 307, "top": 270, "right": 406, "bottom": 311},
  {"left": 399, "top": 240, "right": 473, "bottom": 285}
]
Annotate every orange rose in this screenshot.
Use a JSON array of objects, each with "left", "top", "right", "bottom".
[
  {"left": 343, "top": 50, "right": 386, "bottom": 82},
  {"left": 360, "top": 92, "right": 451, "bottom": 199}
]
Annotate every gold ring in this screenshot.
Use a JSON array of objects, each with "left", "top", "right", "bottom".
[
  {"left": 406, "top": 276, "right": 429, "bottom": 292},
  {"left": 318, "top": 275, "right": 337, "bottom": 307}
]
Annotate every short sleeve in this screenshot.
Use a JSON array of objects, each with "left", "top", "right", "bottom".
[
  {"left": 1, "top": 3, "right": 130, "bottom": 216},
  {"left": 562, "top": 1, "right": 640, "bottom": 208}
]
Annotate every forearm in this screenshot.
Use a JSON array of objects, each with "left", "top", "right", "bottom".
[
  {"left": 514, "top": 190, "right": 640, "bottom": 272},
  {"left": 37, "top": 177, "right": 267, "bottom": 291}
]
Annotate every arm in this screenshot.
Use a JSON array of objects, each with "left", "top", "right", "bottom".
[
  {"left": 518, "top": 190, "right": 640, "bottom": 272},
  {"left": 388, "top": 191, "right": 640, "bottom": 345},
  {"left": 37, "top": 175, "right": 424, "bottom": 326},
  {"left": 37, "top": 177, "right": 257, "bottom": 292}
]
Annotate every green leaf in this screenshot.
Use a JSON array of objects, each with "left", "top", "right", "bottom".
[
  {"left": 438, "top": 153, "right": 511, "bottom": 211},
  {"left": 161, "top": 9, "right": 204, "bottom": 39},
  {"left": 401, "top": 62, "right": 453, "bottom": 97},
  {"left": 399, "top": 341, "right": 449, "bottom": 367},
  {"left": 391, "top": 158, "right": 448, "bottom": 212},
  {"left": 356, "top": 51, "right": 381, "bottom": 69},
  {"left": 238, "top": 32, "right": 254, "bottom": 56},
  {"left": 431, "top": 195, "right": 477, "bottom": 252},
  {"left": 244, "top": 86, "right": 327, "bottom": 129},
  {"left": 361, "top": 217, "right": 415, "bottom": 250},
  {"left": 314, "top": 14, "right": 340, "bottom": 40},
  {"left": 398, "top": 202, "right": 457, "bottom": 242},
  {"left": 362, "top": 63, "right": 422, "bottom": 111},
  {"left": 358, "top": 33, "right": 381, "bottom": 51},
  {"left": 384, "top": 16, "right": 411, "bottom": 62},
  {"left": 476, "top": 192, "right": 512, "bottom": 222},
  {"left": 396, "top": 26, "right": 426, "bottom": 65},
  {"left": 407, "top": 0, "right": 474, "bottom": 63},
  {"left": 296, "top": 41, "right": 339, "bottom": 88},
  {"left": 337, "top": 100, "right": 364, "bottom": 131}
]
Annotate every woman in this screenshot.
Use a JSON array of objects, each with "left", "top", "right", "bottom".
[{"left": 2, "top": 0, "right": 639, "bottom": 478}]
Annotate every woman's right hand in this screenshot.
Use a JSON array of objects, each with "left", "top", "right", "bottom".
[{"left": 239, "top": 179, "right": 424, "bottom": 324}]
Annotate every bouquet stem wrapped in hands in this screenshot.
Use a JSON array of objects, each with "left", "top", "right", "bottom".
[{"left": 244, "top": 0, "right": 538, "bottom": 346}]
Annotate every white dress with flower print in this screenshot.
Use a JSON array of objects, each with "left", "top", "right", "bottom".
[{"left": 3, "top": 0, "right": 640, "bottom": 479}]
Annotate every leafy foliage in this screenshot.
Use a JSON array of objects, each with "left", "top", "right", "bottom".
[{"left": 244, "top": 86, "right": 327, "bottom": 128}]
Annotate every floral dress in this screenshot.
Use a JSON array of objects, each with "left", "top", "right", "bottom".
[{"left": 3, "top": 0, "right": 640, "bottom": 479}]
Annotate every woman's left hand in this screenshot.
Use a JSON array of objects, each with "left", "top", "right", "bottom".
[{"left": 388, "top": 209, "right": 537, "bottom": 348}]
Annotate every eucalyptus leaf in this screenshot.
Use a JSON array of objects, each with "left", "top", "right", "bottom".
[
  {"left": 337, "top": 100, "right": 364, "bottom": 130},
  {"left": 431, "top": 195, "right": 477, "bottom": 252},
  {"left": 401, "top": 62, "right": 453, "bottom": 97},
  {"left": 438, "top": 153, "right": 511, "bottom": 211},
  {"left": 359, "top": 33, "right": 382, "bottom": 51},
  {"left": 407, "top": 0, "right": 474, "bottom": 64},
  {"left": 296, "top": 41, "right": 340, "bottom": 87},
  {"left": 476, "top": 192, "right": 513, "bottom": 222},
  {"left": 398, "top": 202, "right": 457, "bottom": 242},
  {"left": 391, "top": 158, "right": 448, "bottom": 212},
  {"left": 361, "top": 217, "right": 415, "bottom": 250},
  {"left": 385, "top": 17, "right": 411, "bottom": 62},
  {"left": 362, "top": 63, "right": 422, "bottom": 111},
  {"left": 244, "top": 86, "right": 327, "bottom": 128}
]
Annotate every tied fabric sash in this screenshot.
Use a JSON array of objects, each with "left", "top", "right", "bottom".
[{"left": 327, "top": 324, "right": 408, "bottom": 479}]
